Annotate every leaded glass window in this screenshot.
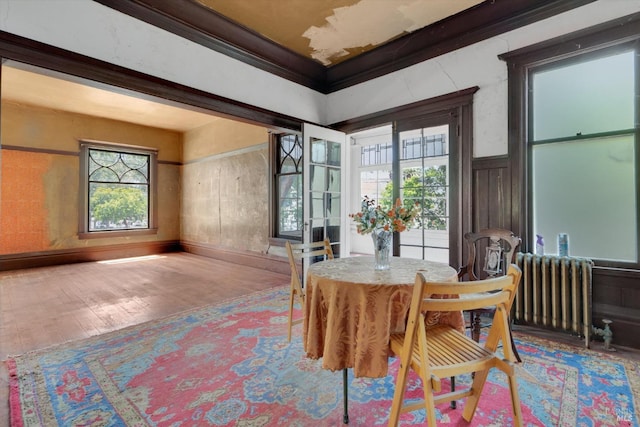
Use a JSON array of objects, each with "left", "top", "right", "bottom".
[
  {"left": 276, "top": 134, "right": 303, "bottom": 239},
  {"left": 80, "top": 142, "right": 157, "bottom": 236}
]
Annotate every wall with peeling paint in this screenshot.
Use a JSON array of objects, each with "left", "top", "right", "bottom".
[{"left": 0, "top": 102, "right": 182, "bottom": 254}]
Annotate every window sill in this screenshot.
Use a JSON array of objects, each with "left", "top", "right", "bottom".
[{"left": 79, "top": 228, "right": 158, "bottom": 240}]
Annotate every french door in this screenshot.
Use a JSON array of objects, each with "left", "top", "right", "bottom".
[
  {"left": 396, "top": 121, "right": 452, "bottom": 264},
  {"left": 348, "top": 115, "right": 460, "bottom": 266},
  {"left": 302, "top": 123, "right": 347, "bottom": 260}
]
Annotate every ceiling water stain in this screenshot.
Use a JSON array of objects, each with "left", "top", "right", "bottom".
[{"left": 196, "top": 0, "right": 482, "bottom": 66}]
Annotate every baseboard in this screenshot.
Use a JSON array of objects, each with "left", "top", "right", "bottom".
[
  {"left": 0, "top": 240, "right": 181, "bottom": 271},
  {"left": 180, "top": 240, "right": 290, "bottom": 275}
]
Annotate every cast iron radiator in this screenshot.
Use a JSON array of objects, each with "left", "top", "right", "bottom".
[{"left": 514, "top": 252, "right": 594, "bottom": 348}]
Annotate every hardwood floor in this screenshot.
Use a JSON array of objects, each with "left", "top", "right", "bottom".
[{"left": 0, "top": 252, "right": 289, "bottom": 426}]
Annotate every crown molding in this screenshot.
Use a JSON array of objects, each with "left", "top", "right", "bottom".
[{"left": 96, "top": 0, "right": 596, "bottom": 94}]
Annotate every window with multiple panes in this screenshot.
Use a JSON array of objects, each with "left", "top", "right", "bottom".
[
  {"left": 528, "top": 47, "right": 638, "bottom": 263},
  {"left": 350, "top": 124, "right": 451, "bottom": 263},
  {"left": 274, "top": 133, "right": 303, "bottom": 240},
  {"left": 501, "top": 20, "right": 640, "bottom": 267},
  {"left": 79, "top": 142, "right": 157, "bottom": 237}
]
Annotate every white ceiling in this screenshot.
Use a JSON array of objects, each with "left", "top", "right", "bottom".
[{"left": 1, "top": 63, "right": 222, "bottom": 133}]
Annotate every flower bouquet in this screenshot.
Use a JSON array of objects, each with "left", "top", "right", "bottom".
[{"left": 350, "top": 196, "right": 420, "bottom": 270}]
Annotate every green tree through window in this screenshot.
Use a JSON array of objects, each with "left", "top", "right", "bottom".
[
  {"left": 88, "top": 148, "right": 150, "bottom": 231},
  {"left": 381, "top": 165, "right": 447, "bottom": 230}
]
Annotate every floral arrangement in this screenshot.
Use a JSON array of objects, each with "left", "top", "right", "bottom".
[{"left": 349, "top": 196, "right": 420, "bottom": 235}]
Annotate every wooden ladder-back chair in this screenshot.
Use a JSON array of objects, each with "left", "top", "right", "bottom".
[
  {"left": 459, "top": 229, "right": 521, "bottom": 345},
  {"left": 285, "top": 238, "right": 333, "bottom": 342},
  {"left": 388, "top": 264, "right": 523, "bottom": 427}
]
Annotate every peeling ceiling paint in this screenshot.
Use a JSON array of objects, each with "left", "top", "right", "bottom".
[
  {"left": 197, "top": 0, "right": 484, "bottom": 66},
  {"left": 302, "top": 0, "right": 484, "bottom": 65}
]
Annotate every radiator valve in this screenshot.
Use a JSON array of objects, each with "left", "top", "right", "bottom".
[{"left": 592, "top": 319, "right": 614, "bottom": 351}]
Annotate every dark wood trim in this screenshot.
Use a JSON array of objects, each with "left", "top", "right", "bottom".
[
  {"left": 332, "top": 87, "right": 478, "bottom": 269},
  {"left": 0, "top": 31, "right": 302, "bottom": 132},
  {"left": 472, "top": 155, "right": 510, "bottom": 170},
  {"left": 327, "top": 0, "right": 597, "bottom": 92},
  {"left": 180, "top": 240, "right": 291, "bottom": 276},
  {"left": 592, "top": 267, "right": 640, "bottom": 348},
  {"left": 332, "top": 87, "right": 479, "bottom": 133},
  {"left": 95, "top": 0, "right": 595, "bottom": 94},
  {"left": 94, "top": 0, "right": 327, "bottom": 93},
  {"left": 470, "top": 156, "right": 513, "bottom": 233},
  {"left": 499, "top": 12, "right": 640, "bottom": 66},
  {"left": 0, "top": 240, "right": 181, "bottom": 271},
  {"left": 501, "top": 14, "right": 640, "bottom": 349},
  {"left": 501, "top": 11, "right": 640, "bottom": 258}
]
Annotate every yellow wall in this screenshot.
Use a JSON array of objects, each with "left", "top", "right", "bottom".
[
  {"left": 0, "top": 102, "right": 182, "bottom": 254},
  {"left": 183, "top": 118, "right": 266, "bottom": 161}
]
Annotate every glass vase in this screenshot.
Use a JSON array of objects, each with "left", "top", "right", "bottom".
[{"left": 372, "top": 229, "right": 392, "bottom": 270}]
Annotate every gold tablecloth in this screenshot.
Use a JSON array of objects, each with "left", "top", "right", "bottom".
[{"left": 303, "top": 256, "right": 462, "bottom": 378}]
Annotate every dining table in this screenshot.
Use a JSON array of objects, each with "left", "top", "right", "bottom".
[{"left": 302, "top": 255, "right": 462, "bottom": 423}]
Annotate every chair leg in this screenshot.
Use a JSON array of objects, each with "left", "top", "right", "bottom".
[
  {"left": 472, "top": 311, "right": 481, "bottom": 343},
  {"left": 507, "top": 374, "right": 524, "bottom": 427},
  {"left": 287, "top": 291, "right": 295, "bottom": 342},
  {"left": 462, "top": 368, "right": 490, "bottom": 422},
  {"left": 343, "top": 368, "right": 349, "bottom": 424},
  {"left": 450, "top": 376, "right": 456, "bottom": 409},
  {"left": 388, "top": 348, "right": 413, "bottom": 427},
  {"left": 423, "top": 376, "right": 438, "bottom": 426},
  {"left": 510, "top": 328, "right": 522, "bottom": 363}
]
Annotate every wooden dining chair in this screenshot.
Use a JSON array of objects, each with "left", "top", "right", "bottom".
[
  {"left": 459, "top": 229, "right": 521, "bottom": 345},
  {"left": 387, "top": 264, "right": 523, "bottom": 427},
  {"left": 285, "top": 238, "right": 333, "bottom": 342}
]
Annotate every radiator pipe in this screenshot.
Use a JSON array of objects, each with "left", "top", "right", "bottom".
[{"left": 592, "top": 319, "right": 614, "bottom": 351}]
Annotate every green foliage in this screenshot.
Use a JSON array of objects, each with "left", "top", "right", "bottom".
[
  {"left": 381, "top": 166, "right": 447, "bottom": 230},
  {"left": 91, "top": 186, "right": 147, "bottom": 228}
]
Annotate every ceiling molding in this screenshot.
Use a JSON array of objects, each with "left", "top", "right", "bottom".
[
  {"left": 0, "top": 31, "right": 304, "bottom": 131},
  {"left": 332, "top": 86, "right": 479, "bottom": 133},
  {"left": 499, "top": 11, "right": 640, "bottom": 66},
  {"left": 326, "top": 0, "right": 597, "bottom": 91},
  {"left": 96, "top": 0, "right": 596, "bottom": 94},
  {"left": 93, "top": 0, "right": 328, "bottom": 92}
]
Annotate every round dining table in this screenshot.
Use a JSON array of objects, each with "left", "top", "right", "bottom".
[{"left": 303, "top": 255, "right": 462, "bottom": 379}]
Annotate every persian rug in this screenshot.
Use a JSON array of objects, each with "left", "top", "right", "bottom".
[{"left": 6, "top": 286, "right": 640, "bottom": 426}]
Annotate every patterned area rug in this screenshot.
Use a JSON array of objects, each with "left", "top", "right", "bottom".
[{"left": 6, "top": 286, "right": 639, "bottom": 426}]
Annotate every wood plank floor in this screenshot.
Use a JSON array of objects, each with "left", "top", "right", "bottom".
[{"left": 0, "top": 252, "right": 289, "bottom": 425}]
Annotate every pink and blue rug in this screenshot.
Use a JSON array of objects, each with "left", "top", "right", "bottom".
[{"left": 6, "top": 286, "right": 639, "bottom": 426}]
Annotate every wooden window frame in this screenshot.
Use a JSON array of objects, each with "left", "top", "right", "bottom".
[
  {"left": 500, "top": 13, "right": 640, "bottom": 269},
  {"left": 78, "top": 140, "right": 158, "bottom": 239}
]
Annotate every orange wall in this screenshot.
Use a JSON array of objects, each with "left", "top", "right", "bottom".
[
  {"left": 0, "top": 101, "right": 182, "bottom": 255},
  {"left": 0, "top": 150, "right": 51, "bottom": 253}
]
